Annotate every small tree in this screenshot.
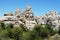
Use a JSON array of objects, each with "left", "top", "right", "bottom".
[
  {"left": 28, "top": 24, "right": 44, "bottom": 40},
  {"left": 20, "top": 24, "right": 28, "bottom": 32},
  {"left": 0, "top": 21, "right": 5, "bottom": 29},
  {"left": 7, "top": 27, "right": 23, "bottom": 40},
  {"left": 58, "top": 26, "right": 60, "bottom": 35},
  {"left": 35, "top": 19, "right": 38, "bottom": 24},
  {"left": 6, "top": 23, "right": 14, "bottom": 29}
]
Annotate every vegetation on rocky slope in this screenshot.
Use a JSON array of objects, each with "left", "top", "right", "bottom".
[{"left": 0, "top": 21, "right": 59, "bottom": 40}]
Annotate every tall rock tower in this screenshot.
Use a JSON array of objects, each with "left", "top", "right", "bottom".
[
  {"left": 25, "top": 5, "right": 36, "bottom": 30},
  {"left": 25, "top": 5, "right": 34, "bottom": 20}
]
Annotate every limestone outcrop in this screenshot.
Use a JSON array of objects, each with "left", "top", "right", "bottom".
[{"left": 0, "top": 6, "right": 60, "bottom": 30}]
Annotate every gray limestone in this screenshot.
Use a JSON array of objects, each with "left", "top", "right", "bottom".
[{"left": 0, "top": 5, "right": 60, "bottom": 30}]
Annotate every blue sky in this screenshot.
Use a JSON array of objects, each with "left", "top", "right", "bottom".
[{"left": 0, "top": 0, "right": 60, "bottom": 17}]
